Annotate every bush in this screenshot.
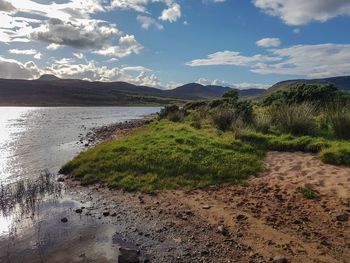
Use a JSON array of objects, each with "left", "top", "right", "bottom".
[
  {"left": 167, "top": 110, "right": 185, "bottom": 122},
  {"left": 327, "top": 103, "right": 350, "bottom": 140},
  {"left": 212, "top": 109, "right": 236, "bottom": 131},
  {"left": 262, "top": 84, "right": 338, "bottom": 106},
  {"left": 269, "top": 103, "right": 318, "bottom": 136},
  {"left": 183, "top": 101, "right": 207, "bottom": 111},
  {"left": 159, "top": 105, "right": 185, "bottom": 122},
  {"left": 222, "top": 89, "right": 239, "bottom": 101}
]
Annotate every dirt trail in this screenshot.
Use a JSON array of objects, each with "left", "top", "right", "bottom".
[{"left": 68, "top": 151, "right": 350, "bottom": 263}]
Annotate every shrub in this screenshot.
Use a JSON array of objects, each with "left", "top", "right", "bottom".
[
  {"left": 222, "top": 89, "right": 239, "bottom": 101},
  {"left": 269, "top": 103, "right": 318, "bottom": 136},
  {"left": 159, "top": 105, "right": 180, "bottom": 119},
  {"left": 159, "top": 105, "right": 185, "bottom": 122},
  {"left": 327, "top": 103, "right": 350, "bottom": 140},
  {"left": 262, "top": 84, "right": 338, "bottom": 106},
  {"left": 167, "top": 110, "right": 185, "bottom": 122},
  {"left": 183, "top": 101, "right": 207, "bottom": 111},
  {"left": 212, "top": 108, "right": 236, "bottom": 131}
]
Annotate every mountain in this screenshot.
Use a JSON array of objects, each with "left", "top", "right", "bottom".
[
  {"left": 238, "top": 88, "right": 265, "bottom": 98},
  {"left": 265, "top": 76, "right": 350, "bottom": 95},
  {"left": 0, "top": 76, "right": 268, "bottom": 106},
  {"left": 165, "top": 83, "right": 232, "bottom": 100},
  {"left": 38, "top": 74, "right": 62, "bottom": 81}
]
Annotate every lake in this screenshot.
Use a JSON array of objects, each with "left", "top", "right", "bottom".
[{"left": 0, "top": 106, "right": 160, "bottom": 262}]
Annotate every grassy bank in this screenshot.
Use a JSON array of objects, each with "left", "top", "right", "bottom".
[
  {"left": 60, "top": 120, "right": 263, "bottom": 192},
  {"left": 61, "top": 83, "right": 350, "bottom": 192}
]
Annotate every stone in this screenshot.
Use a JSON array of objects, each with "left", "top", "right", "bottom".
[
  {"left": 103, "top": 211, "right": 110, "bottom": 217},
  {"left": 202, "top": 205, "right": 211, "bottom": 209},
  {"left": 75, "top": 208, "right": 83, "bottom": 214},
  {"left": 57, "top": 177, "right": 65, "bottom": 182},
  {"left": 335, "top": 213, "right": 349, "bottom": 222},
  {"left": 118, "top": 247, "right": 139, "bottom": 263},
  {"left": 272, "top": 256, "right": 289, "bottom": 263},
  {"left": 61, "top": 217, "right": 68, "bottom": 223},
  {"left": 236, "top": 214, "right": 246, "bottom": 221}
]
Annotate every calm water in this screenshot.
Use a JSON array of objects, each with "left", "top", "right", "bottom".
[
  {"left": 0, "top": 107, "right": 160, "bottom": 184},
  {"left": 0, "top": 107, "right": 160, "bottom": 262}
]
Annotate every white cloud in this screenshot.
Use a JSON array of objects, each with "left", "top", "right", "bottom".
[
  {"left": 0, "top": 0, "right": 15, "bottom": 12},
  {"left": 256, "top": 38, "right": 281, "bottom": 48},
  {"left": 73, "top": 52, "right": 84, "bottom": 59},
  {"left": 196, "top": 78, "right": 269, "bottom": 89},
  {"left": 137, "top": 15, "right": 164, "bottom": 30},
  {"left": 94, "top": 34, "right": 143, "bottom": 58},
  {"left": 186, "top": 50, "right": 280, "bottom": 67},
  {"left": 253, "top": 0, "right": 350, "bottom": 25},
  {"left": 187, "top": 44, "right": 350, "bottom": 78},
  {"left": 9, "top": 49, "right": 42, "bottom": 59},
  {"left": 9, "top": 49, "right": 37, "bottom": 55},
  {"left": 0, "top": 56, "right": 40, "bottom": 79},
  {"left": 159, "top": 3, "right": 181, "bottom": 22}
]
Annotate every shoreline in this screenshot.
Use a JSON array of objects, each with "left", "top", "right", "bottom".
[
  {"left": 61, "top": 118, "right": 350, "bottom": 263},
  {"left": 81, "top": 113, "right": 157, "bottom": 148}
]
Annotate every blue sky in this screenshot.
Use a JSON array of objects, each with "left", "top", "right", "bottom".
[{"left": 0, "top": 0, "right": 350, "bottom": 89}]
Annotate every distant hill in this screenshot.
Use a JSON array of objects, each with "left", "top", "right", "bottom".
[
  {"left": 264, "top": 76, "right": 350, "bottom": 96},
  {"left": 38, "top": 74, "right": 62, "bottom": 81},
  {"left": 165, "top": 83, "right": 231, "bottom": 100},
  {"left": 0, "top": 76, "right": 264, "bottom": 106}
]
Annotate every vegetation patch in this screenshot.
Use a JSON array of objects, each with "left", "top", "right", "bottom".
[
  {"left": 60, "top": 120, "right": 263, "bottom": 192},
  {"left": 297, "top": 187, "right": 318, "bottom": 200}
]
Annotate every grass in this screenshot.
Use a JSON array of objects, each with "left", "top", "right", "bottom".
[
  {"left": 60, "top": 120, "right": 263, "bottom": 192},
  {"left": 237, "top": 129, "right": 350, "bottom": 166},
  {"left": 297, "top": 187, "right": 318, "bottom": 199}
]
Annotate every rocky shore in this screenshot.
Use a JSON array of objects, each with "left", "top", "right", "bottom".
[{"left": 79, "top": 114, "right": 157, "bottom": 148}]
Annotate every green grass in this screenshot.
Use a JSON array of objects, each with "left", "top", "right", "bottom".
[
  {"left": 297, "top": 187, "right": 318, "bottom": 199},
  {"left": 237, "top": 130, "right": 350, "bottom": 166},
  {"left": 60, "top": 120, "right": 263, "bottom": 192}
]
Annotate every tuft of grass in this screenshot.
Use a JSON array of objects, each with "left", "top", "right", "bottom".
[
  {"left": 269, "top": 103, "right": 318, "bottom": 136},
  {"left": 327, "top": 103, "right": 350, "bottom": 140},
  {"left": 237, "top": 130, "right": 350, "bottom": 166},
  {"left": 319, "top": 144, "right": 350, "bottom": 166},
  {"left": 60, "top": 120, "right": 263, "bottom": 192},
  {"left": 297, "top": 187, "right": 318, "bottom": 200}
]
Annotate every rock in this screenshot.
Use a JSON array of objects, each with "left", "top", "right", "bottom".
[
  {"left": 103, "top": 211, "right": 110, "bottom": 217},
  {"left": 272, "top": 256, "right": 289, "bottom": 263},
  {"left": 335, "top": 213, "right": 349, "bottom": 222},
  {"left": 118, "top": 247, "right": 139, "bottom": 263},
  {"left": 57, "top": 177, "right": 65, "bottom": 182},
  {"left": 75, "top": 208, "right": 83, "bottom": 214},
  {"left": 236, "top": 214, "right": 246, "bottom": 221},
  {"left": 61, "top": 217, "right": 68, "bottom": 223},
  {"left": 217, "top": 225, "right": 228, "bottom": 236},
  {"left": 202, "top": 205, "right": 211, "bottom": 209}
]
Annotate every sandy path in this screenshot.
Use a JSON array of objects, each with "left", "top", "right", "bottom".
[{"left": 62, "top": 151, "right": 349, "bottom": 263}]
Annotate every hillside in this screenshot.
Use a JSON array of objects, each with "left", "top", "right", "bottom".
[
  {"left": 264, "top": 75, "right": 350, "bottom": 96},
  {"left": 0, "top": 76, "right": 264, "bottom": 106}
]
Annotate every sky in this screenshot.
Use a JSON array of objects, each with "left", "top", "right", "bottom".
[{"left": 0, "top": 0, "right": 350, "bottom": 89}]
